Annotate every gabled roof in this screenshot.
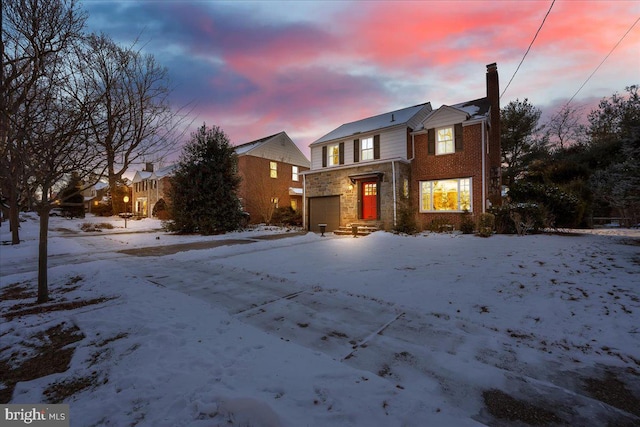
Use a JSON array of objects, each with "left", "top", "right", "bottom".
[
  {"left": 235, "top": 132, "right": 282, "bottom": 155},
  {"left": 311, "top": 102, "right": 432, "bottom": 146},
  {"left": 451, "top": 97, "right": 490, "bottom": 119},
  {"left": 235, "top": 131, "right": 310, "bottom": 167}
]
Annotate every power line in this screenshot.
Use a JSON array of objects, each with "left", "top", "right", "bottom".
[
  {"left": 500, "top": 0, "right": 556, "bottom": 100},
  {"left": 566, "top": 16, "right": 640, "bottom": 107}
]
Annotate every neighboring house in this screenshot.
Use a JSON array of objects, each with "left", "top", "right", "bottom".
[
  {"left": 82, "top": 179, "right": 109, "bottom": 213},
  {"left": 303, "top": 63, "right": 501, "bottom": 232},
  {"left": 131, "top": 163, "right": 175, "bottom": 218},
  {"left": 129, "top": 131, "right": 310, "bottom": 223},
  {"left": 236, "top": 131, "right": 311, "bottom": 224}
]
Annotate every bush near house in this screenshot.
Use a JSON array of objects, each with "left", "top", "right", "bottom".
[
  {"left": 91, "top": 204, "right": 113, "bottom": 217},
  {"left": 270, "top": 207, "right": 302, "bottom": 227},
  {"left": 477, "top": 212, "right": 495, "bottom": 237},
  {"left": 459, "top": 210, "right": 475, "bottom": 234}
]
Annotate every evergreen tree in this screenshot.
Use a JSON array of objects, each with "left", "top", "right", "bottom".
[
  {"left": 58, "top": 173, "right": 85, "bottom": 218},
  {"left": 167, "top": 124, "right": 243, "bottom": 234},
  {"left": 500, "top": 99, "right": 546, "bottom": 186}
]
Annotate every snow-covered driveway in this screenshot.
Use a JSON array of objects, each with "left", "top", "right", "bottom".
[{"left": 132, "top": 231, "right": 640, "bottom": 425}]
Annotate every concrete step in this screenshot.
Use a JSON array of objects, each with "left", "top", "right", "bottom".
[{"left": 333, "top": 223, "right": 380, "bottom": 236}]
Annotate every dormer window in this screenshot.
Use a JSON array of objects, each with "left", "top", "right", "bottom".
[{"left": 436, "top": 126, "right": 454, "bottom": 155}]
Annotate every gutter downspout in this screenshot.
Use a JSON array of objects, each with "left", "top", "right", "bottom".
[
  {"left": 392, "top": 160, "right": 397, "bottom": 227},
  {"left": 303, "top": 174, "right": 307, "bottom": 230},
  {"left": 481, "top": 120, "right": 486, "bottom": 213}
]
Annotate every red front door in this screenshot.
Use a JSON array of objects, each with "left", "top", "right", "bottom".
[{"left": 361, "top": 181, "right": 377, "bottom": 220}]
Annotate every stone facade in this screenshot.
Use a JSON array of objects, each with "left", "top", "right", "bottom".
[{"left": 304, "top": 160, "right": 410, "bottom": 230}]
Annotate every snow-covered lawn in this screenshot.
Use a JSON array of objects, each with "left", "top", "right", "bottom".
[{"left": 1, "top": 214, "right": 639, "bottom": 426}]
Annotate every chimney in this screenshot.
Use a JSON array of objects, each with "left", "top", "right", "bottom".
[
  {"left": 486, "top": 63, "right": 502, "bottom": 204},
  {"left": 145, "top": 162, "right": 154, "bottom": 173}
]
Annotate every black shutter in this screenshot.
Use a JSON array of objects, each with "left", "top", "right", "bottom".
[
  {"left": 455, "top": 123, "right": 463, "bottom": 151},
  {"left": 339, "top": 142, "right": 344, "bottom": 165},
  {"left": 373, "top": 135, "right": 380, "bottom": 159},
  {"left": 427, "top": 128, "right": 435, "bottom": 155},
  {"left": 354, "top": 139, "right": 359, "bottom": 163},
  {"left": 322, "top": 146, "right": 327, "bottom": 167}
]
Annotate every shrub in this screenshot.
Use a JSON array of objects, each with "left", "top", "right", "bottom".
[
  {"left": 459, "top": 210, "right": 475, "bottom": 234},
  {"left": 490, "top": 203, "right": 548, "bottom": 235},
  {"left": 507, "top": 181, "right": 580, "bottom": 228},
  {"left": 80, "top": 222, "right": 114, "bottom": 232},
  {"left": 91, "top": 204, "right": 113, "bottom": 217},
  {"left": 427, "top": 217, "right": 453, "bottom": 233},
  {"left": 394, "top": 198, "right": 417, "bottom": 234},
  {"left": 477, "top": 213, "right": 495, "bottom": 237},
  {"left": 271, "top": 207, "right": 302, "bottom": 227}
]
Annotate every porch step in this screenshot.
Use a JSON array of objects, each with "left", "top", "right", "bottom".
[{"left": 333, "top": 223, "right": 380, "bottom": 236}]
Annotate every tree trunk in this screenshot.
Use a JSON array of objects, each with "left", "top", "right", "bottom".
[
  {"left": 37, "top": 196, "right": 50, "bottom": 303},
  {"left": 9, "top": 182, "right": 20, "bottom": 245}
]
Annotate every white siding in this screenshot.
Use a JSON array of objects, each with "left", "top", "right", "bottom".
[
  {"left": 423, "top": 108, "right": 468, "bottom": 130},
  {"left": 246, "top": 133, "right": 310, "bottom": 167},
  {"left": 310, "top": 126, "right": 409, "bottom": 170}
]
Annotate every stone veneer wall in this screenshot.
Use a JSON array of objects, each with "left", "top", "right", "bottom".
[{"left": 305, "top": 161, "right": 411, "bottom": 230}]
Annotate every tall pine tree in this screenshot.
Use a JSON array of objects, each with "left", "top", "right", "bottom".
[{"left": 167, "top": 124, "right": 242, "bottom": 234}]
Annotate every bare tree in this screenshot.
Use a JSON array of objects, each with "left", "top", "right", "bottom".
[
  {"left": 78, "top": 33, "right": 184, "bottom": 214},
  {"left": 545, "top": 104, "right": 585, "bottom": 151},
  {"left": 1, "top": 0, "right": 86, "bottom": 244},
  {"left": 2, "top": 0, "right": 105, "bottom": 302}
]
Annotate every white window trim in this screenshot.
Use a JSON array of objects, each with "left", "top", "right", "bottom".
[
  {"left": 270, "top": 161, "right": 278, "bottom": 178},
  {"left": 419, "top": 177, "right": 472, "bottom": 212},
  {"left": 436, "top": 126, "right": 455, "bottom": 155},
  {"left": 361, "top": 136, "right": 374, "bottom": 161},
  {"left": 328, "top": 144, "right": 340, "bottom": 166},
  {"left": 292, "top": 165, "right": 299, "bottom": 181}
]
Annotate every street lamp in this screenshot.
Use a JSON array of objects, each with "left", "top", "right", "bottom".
[{"left": 123, "top": 195, "right": 130, "bottom": 228}]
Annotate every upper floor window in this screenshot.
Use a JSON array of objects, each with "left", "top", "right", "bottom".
[
  {"left": 328, "top": 144, "right": 340, "bottom": 166},
  {"left": 292, "top": 166, "right": 299, "bottom": 181},
  {"left": 436, "top": 126, "right": 454, "bottom": 155},
  {"left": 270, "top": 161, "right": 278, "bottom": 178},
  {"left": 361, "top": 137, "right": 374, "bottom": 161}
]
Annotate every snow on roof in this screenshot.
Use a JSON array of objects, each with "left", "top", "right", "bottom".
[
  {"left": 235, "top": 132, "right": 282, "bottom": 155},
  {"left": 155, "top": 164, "right": 177, "bottom": 178},
  {"left": 451, "top": 97, "right": 490, "bottom": 119},
  {"left": 94, "top": 181, "right": 109, "bottom": 191},
  {"left": 312, "top": 103, "right": 430, "bottom": 145}
]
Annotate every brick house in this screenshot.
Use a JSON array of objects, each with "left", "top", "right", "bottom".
[
  {"left": 236, "top": 131, "right": 310, "bottom": 224},
  {"left": 131, "top": 163, "right": 175, "bottom": 218},
  {"left": 131, "top": 132, "right": 310, "bottom": 222},
  {"left": 303, "top": 63, "right": 501, "bottom": 232}
]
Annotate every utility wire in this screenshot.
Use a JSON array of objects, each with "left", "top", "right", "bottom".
[
  {"left": 566, "top": 16, "right": 640, "bottom": 107},
  {"left": 500, "top": 0, "right": 555, "bottom": 100}
]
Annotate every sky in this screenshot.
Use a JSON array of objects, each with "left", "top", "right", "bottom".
[
  {"left": 81, "top": 0, "right": 640, "bottom": 161},
  {"left": 2, "top": 215, "right": 640, "bottom": 425}
]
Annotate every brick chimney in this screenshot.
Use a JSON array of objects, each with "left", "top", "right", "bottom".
[{"left": 486, "top": 63, "right": 502, "bottom": 204}]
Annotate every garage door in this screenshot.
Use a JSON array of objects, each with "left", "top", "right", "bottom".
[{"left": 309, "top": 196, "right": 340, "bottom": 232}]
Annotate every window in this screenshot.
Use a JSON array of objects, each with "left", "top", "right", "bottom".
[
  {"left": 290, "top": 199, "right": 298, "bottom": 211},
  {"left": 292, "top": 166, "right": 299, "bottom": 181},
  {"left": 270, "top": 161, "right": 277, "bottom": 178},
  {"left": 420, "top": 178, "right": 471, "bottom": 212},
  {"left": 328, "top": 144, "right": 340, "bottom": 166},
  {"left": 361, "top": 137, "right": 374, "bottom": 161},
  {"left": 436, "top": 126, "right": 454, "bottom": 155},
  {"left": 271, "top": 197, "right": 279, "bottom": 208}
]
